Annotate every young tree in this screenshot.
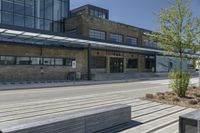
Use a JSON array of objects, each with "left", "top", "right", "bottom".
[{"left": 146, "top": 0, "right": 200, "bottom": 97}]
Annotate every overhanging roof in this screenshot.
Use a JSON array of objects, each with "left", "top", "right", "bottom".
[{"left": 0, "top": 25, "right": 165, "bottom": 55}]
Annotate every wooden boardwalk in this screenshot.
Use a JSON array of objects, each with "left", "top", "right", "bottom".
[{"left": 0, "top": 94, "right": 195, "bottom": 133}]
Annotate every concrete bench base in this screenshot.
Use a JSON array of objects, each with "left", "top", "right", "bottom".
[
  {"left": 0, "top": 104, "right": 131, "bottom": 133},
  {"left": 179, "top": 110, "right": 200, "bottom": 133}
]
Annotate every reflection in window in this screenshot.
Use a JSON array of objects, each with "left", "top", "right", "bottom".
[
  {"left": 44, "top": 20, "right": 53, "bottom": 31},
  {"left": 126, "top": 37, "right": 138, "bottom": 45},
  {"left": 43, "top": 58, "right": 54, "bottom": 65},
  {"left": 30, "top": 57, "right": 42, "bottom": 65},
  {"left": 55, "top": 58, "right": 63, "bottom": 66},
  {"left": 35, "top": 18, "right": 44, "bottom": 30},
  {"left": 25, "top": 16, "right": 34, "bottom": 28},
  {"left": 91, "top": 56, "right": 106, "bottom": 68},
  {"left": 2, "top": 12, "right": 13, "bottom": 25},
  {"left": 14, "top": 0, "right": 25, "bottom": 15},
  {"left": 14, "top": 14, "right": 24, "bottom": 27},
  {"left": 90, "top": 9, "right": 106, "bottom": 19},
  {"left": 54, "top": 0, "right": 61, "bottom": 21},
  {"left": 109, "top": 33, "right": 123, "bottom": 43},
  {"left": 45, "top": 0, "right": 53, "bottom": 20},
  {"left": 0, "top": 56, "right": 15, "bottom": 65},
  {"left": 16, "top": 57, "right": 30, "bottom": 65},
  {"left": 0, "top": 0, "right": 69, "bottom": 33},
  {"left": 127, "top": 59, "right": 138, "bottom": 69},
  {"left": 25, "top": 0, "right": 34, "bottom": 16},
  {"left": 2, "top": 0, "right": 14, "bottom": 12},
  {"left": 89, "top": 29, "right": 106, "bottom": 40},
  {"left": 65, "top": 59, "right": 75, "bottom": 66}
]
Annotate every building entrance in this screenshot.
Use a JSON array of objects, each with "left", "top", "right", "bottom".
[{"left": 110, "top": 57, "right": 124, "bottom": 73}]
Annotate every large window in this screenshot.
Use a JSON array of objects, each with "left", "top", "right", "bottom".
[
  {"left": 145, "top": 56, "right": 155, "bottom": 69},
  {"left": 109, "top": 33, "right": 123, "bottom": 43},
  {"left": 16, "top": 57, "right": 30, "bottom": 65},
  {"left": 0, "top": 56, "right": 15, "bottom": 65},
  {"left": 0, "top": 0, "right": 70, "bottom": 32},
  {"left": 2, "top": 0, "right": 13, "bottom": 12},
  {"left": 89, "top": 29, "right": 106, "bottom": 40},
  {"left": 0, "top": 55, "right": 74, "bottom": 66},
  {"left": 127, "top": 59, "right": 138, "bottom": 69},
  {"left": 91, "top": 56, "right": 106, "bottom": 68},
  {"left": 90, "top": 9, "right": 106, "bottom": 19},
  {"left": 126, "top": 36, "right": 138, "bottom": 45}
]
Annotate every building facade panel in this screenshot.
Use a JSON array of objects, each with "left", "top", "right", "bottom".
[{"left": 0, "top": 43, "right": 88, "bottom": 82}]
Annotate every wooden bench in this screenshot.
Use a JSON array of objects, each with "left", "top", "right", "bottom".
[
  {"left": 179, "top": 110, "right": 200, "bottom": 133},
  {"left": 0, "top": 104, "right": 131, "bottom": 133}
]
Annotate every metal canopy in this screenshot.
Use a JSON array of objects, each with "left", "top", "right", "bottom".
[{"left": 0, "top": 27, "right": 165, "bottom": 54}]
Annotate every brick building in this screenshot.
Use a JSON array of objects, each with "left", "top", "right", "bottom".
[{"left": 0, "top": 1, "right": 188, "bottom": 82}]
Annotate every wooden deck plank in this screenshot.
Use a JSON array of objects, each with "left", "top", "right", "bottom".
[
  {"left": 0, "top": 96, "right": 136, "bottom": 116},
  {"left": 0, "top": 94, "right": 127, "bottom": 111},
  {"left": 153, "top": 122, "right": 179, "bottom": 133},
  {"left": 0, "top": 98, "right": 135, "bottom": 123},
  {"left": 131, "top": 104, "right": 174, "bottom": 118},
  {"left": 122, "top": 108, "right": 194, "bottom": 133},
  {"left": 134, "top": 106, "right": 185, "bottom": 123}
]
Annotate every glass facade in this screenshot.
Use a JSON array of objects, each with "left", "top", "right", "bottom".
[
  {"left": 89, "top": 29, "right": 106, "bottom": 40},
  {"left": 0, "top": 0, "right": 69, "bottom": 32}
]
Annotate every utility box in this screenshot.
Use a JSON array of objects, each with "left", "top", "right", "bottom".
[{"left": 180, "top": 110, "right": 200, "bottom": 133}]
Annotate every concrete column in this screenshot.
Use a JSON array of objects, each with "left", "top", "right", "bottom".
[
  {"left": 87, "top": 44, "right": 92, "bottom": 80},
  {"left": 106, "top": 56, "right": 110, "bottom": 73},
  {"left": 124, "top": 58, "right": 127, "bottom": 73}
]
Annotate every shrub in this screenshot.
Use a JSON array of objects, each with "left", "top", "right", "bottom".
[
  {"left": 194, "top": 93, "right": 200, "bottom": 98},
  {"left": 146, "top": 94, "right": 154, "bottom": 99},
  {"left": 169, "top": 69, "right": 190, "bottom": 97},
  {"left": 172, "top": 97, "right": 180, "bottom": 102},
  {"left": 188, "top": 99, "right": 198, "bottom": 105},
  {"left": 158, "top": 95, "right": 165, "bottom": 100}
]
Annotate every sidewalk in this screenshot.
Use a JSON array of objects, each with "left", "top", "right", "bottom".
[{"left": 0, "top": 77, "right": 168, "bottom": 91}]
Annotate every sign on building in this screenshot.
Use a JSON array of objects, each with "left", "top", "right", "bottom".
[{"left": 72, "top": 60, "right": 77, "bottom": 69}]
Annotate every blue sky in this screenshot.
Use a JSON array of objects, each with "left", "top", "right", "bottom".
[{"left": 70, "top": 0, "right": 200, "bottom": 31}]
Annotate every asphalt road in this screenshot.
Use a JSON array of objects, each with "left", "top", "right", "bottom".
[{"left": 0, "top": 78, "right": 198, "bottom": 105}]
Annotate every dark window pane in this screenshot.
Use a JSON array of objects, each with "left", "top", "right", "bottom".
[
  {"left": 55, "top": 58, "right": 63, "bottom": 66},
  {"left": 2, "top": 0, "right": 14, "bottom": 12},
  {"left": 127, "top": 59, "right": 138, "bottom": 68},
  {"left": 89, "top": 29, "right": 106, "bottom": 40},
  {"left": 54, "top": 0, "right": 61, "bottom": 21},
  {"left": 25, "top": 0, "right": 34, "bottom": 16},
  {"left": 2, "top": 12, "right": 13, "bottom": 25},
  {"left": 25, "top": 16, "right": 34, "bottom": 28},
  {"left": 126, "top": 36, "right": 138, "bottom": 45},
  {"left": 0, "top": 56, "right": 15, "bottom": 65},
  {"left": 14, "top": 0, "right": 24, "bottom": 15},
  {"left": 44, "top": 20, "right": 53, "bottom": 31},
  {"left": 30, "top": 57, "right": 42, "bottom": 65},
  {"left": 145, "top": 56, "right": 155, "bottom": 69},
  {"left": 35, "top": 18, "right": 44, "bottom": 30},
  {"left": 110, "top": 33, "right": 123, "bottom": 43},
  {"left": 45, "top": 0, "right": 53, "bottom": 20},
  {"left": 16, "top": 57, "right": 30, "bottom": 65},
  {"left": 35, "top": 0, "right": 44, "bottom": 18},
  {"left": 91, "top": 56, "right": 106, "bottom": 68},
  {"left": 64, "top": 58, "right": 75, "bottom": 66},
  {"left": 62, "top": 0, "right": 69, "bottom": 19},
  {"left": 14, "top": 14, "right": 24, "bottom": 27},
  {"left": 43, "top": 58, "right": 54, "bottom": 65},
  {"left": 53, "top": 21, "right": 61, "bottom": 32}
]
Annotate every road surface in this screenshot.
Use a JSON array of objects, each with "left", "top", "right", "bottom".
[{"left": 0, "top": 78, "right": 198, "bottom": 105}]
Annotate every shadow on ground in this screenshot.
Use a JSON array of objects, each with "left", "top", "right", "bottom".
[{"left": 96, "top": 120, "right": 143, "bottom": 133}]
